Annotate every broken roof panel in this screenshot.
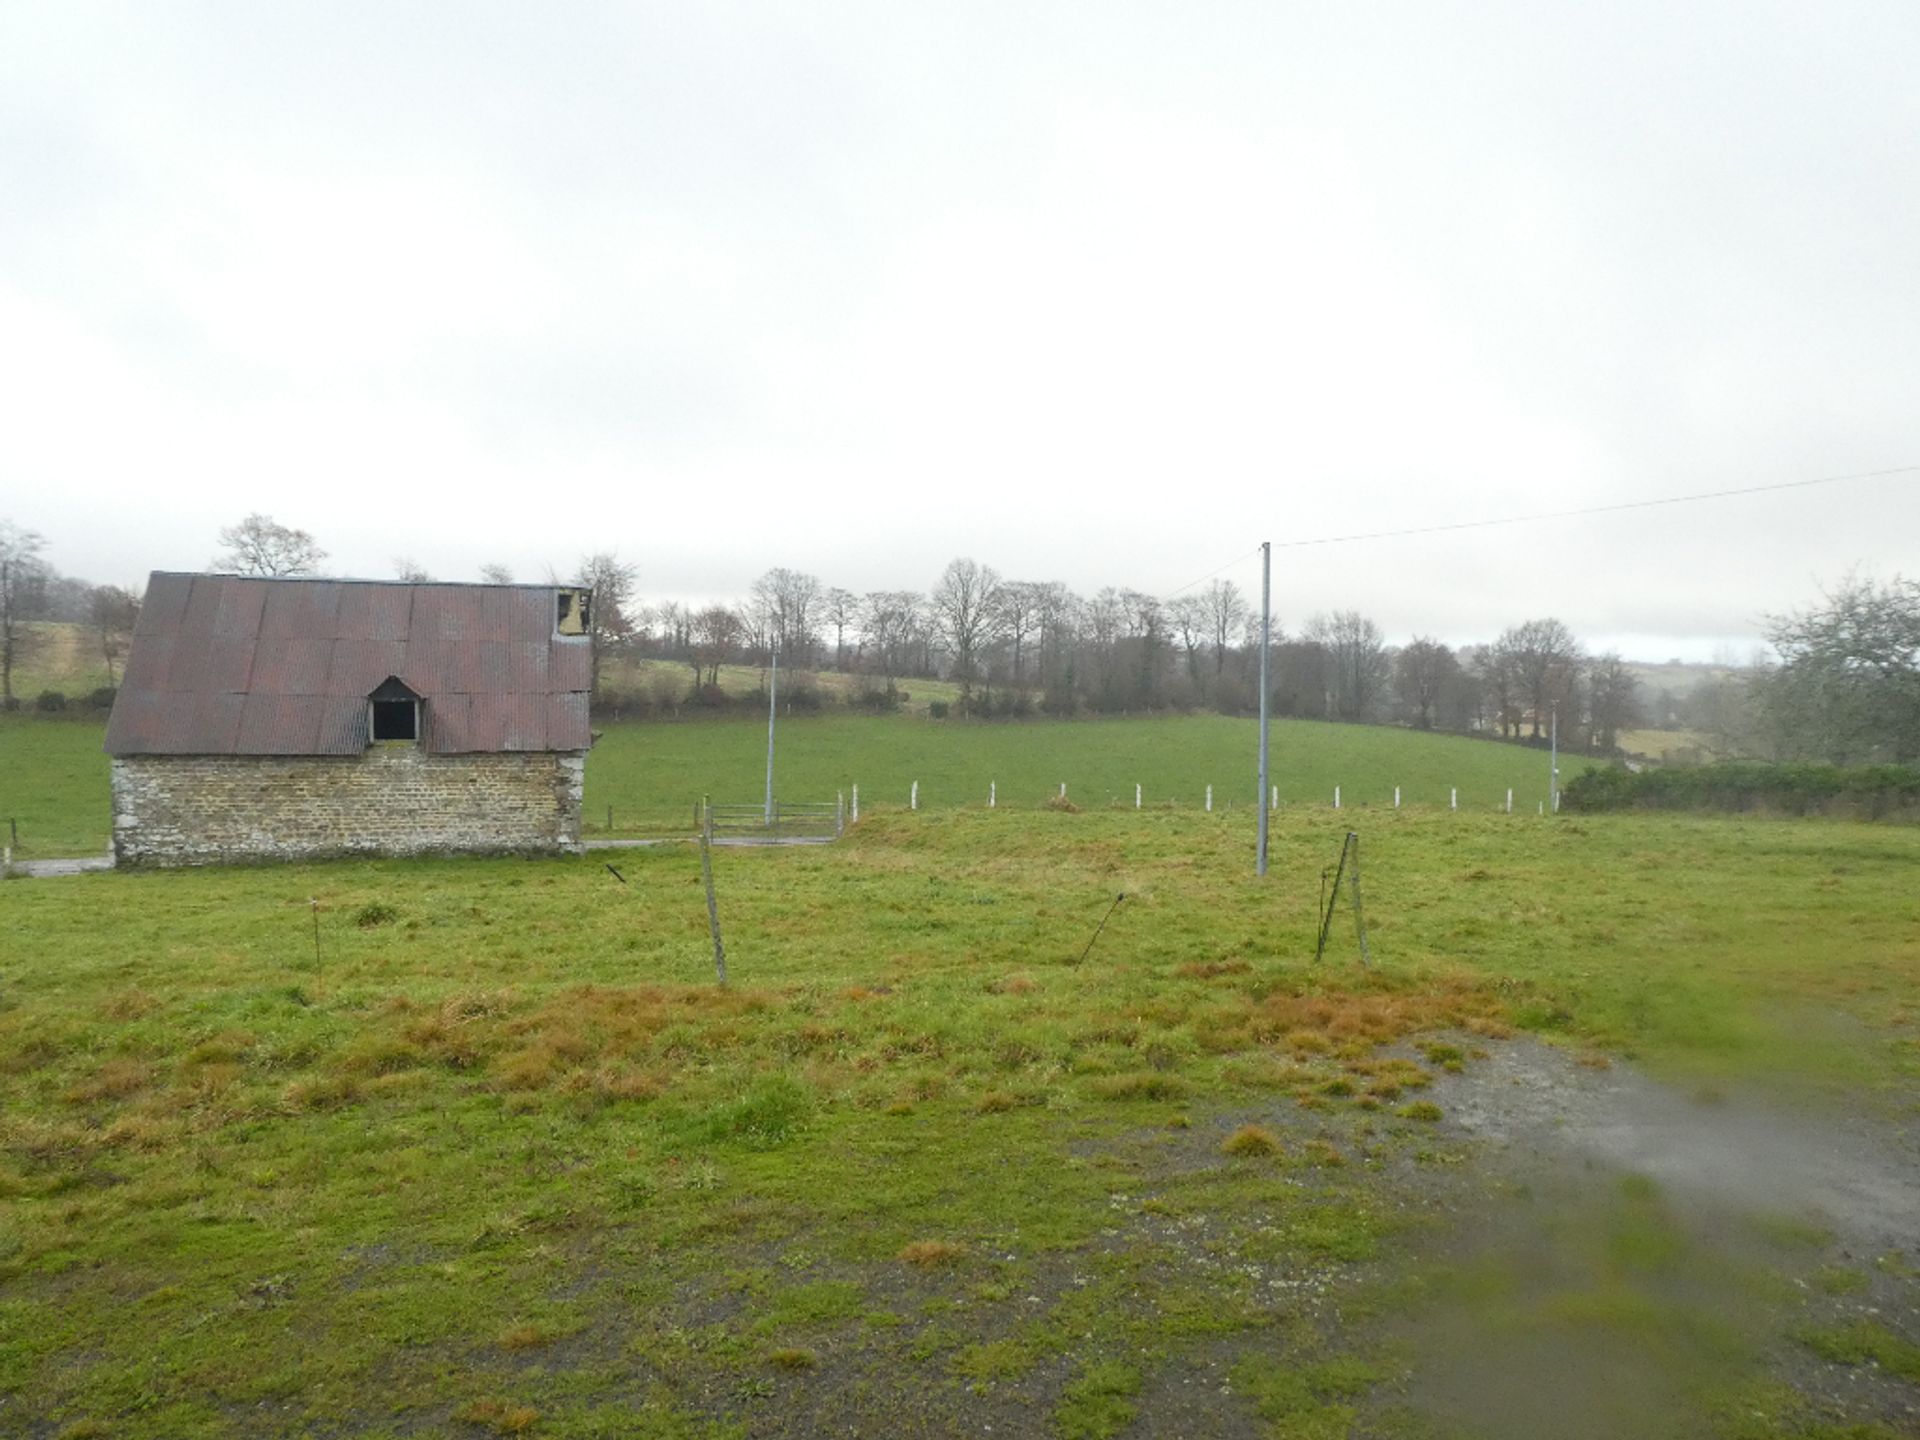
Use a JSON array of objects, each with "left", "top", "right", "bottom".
[{"left": 107, "top": 574, "right": 591, "bottom": 757}]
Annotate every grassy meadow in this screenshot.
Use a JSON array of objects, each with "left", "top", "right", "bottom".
[
  {"left": 3, "top": 806, "right": 1918, "bottom": 1436},
  {"left": 0, "top": 711, "right": 1589, "bottom": 857}
]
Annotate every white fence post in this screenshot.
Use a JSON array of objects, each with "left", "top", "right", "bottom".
[
  {"left": 1059, "top": 782, "right": 1067, "bottom": 799},
  {"left": 1553, "top": 790, "right": 1561, "bottom": 813},
  {"left": 1505, "top": 788, "right": 1513, "bottom": 814},
  {"left": 852, "top": 783, "right": 859, "bottom": 822},
  {"left": 1205, "top": 784, "right": 1213, "bottom": 812},
  {"left": 1135, "top": 783, "right": 1142, "bottom": 809},
  {"left": 1334, "top": 785, "right": 1341, "bottom": 809},
  {"left": 1270, "top": 785, "right": 1278, "bottom": 811},
  {"left": 911, "top": 780, "right": 919, "bottom": 811},
  {"left": 1394, "top": 786, "right": 1401, "bottom": 808},
  {"left": 989, "top": 781, "right": 996, "bottom": 808},
  {"left": 1451, "top": 787, "right": 1457, "bottom": 811}
]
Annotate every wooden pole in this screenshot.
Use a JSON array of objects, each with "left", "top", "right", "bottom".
[{"left": 700, "top": 798, "right": 727, "bottom": 985}]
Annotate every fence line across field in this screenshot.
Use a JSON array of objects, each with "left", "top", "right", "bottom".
[
  {"left": 838, "top": 783, "right": 1561, "bottom": 815},
  {"left": 587, "top": 783, "right": 1565, "bottom": 839}
]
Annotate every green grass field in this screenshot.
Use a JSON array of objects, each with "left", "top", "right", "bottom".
[
  {"left": 3, "top": 806, "right": 1917, "bottom": 1436},
  {"left": 586, "top": 713, "right": 1589, "bottom": 833},
  {"left": 0, "top": 712, "right": 1589, "bottom": 856}
]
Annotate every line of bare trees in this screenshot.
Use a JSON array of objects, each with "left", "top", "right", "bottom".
[
  {"left": 609, "top": 556, "right": 1652, "bottom": 752},
  {"left": 30, "top": 514, "right": 1909, "bottom": 767}
]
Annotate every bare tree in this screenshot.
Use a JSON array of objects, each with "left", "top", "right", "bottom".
[
  {"left": 930, "top": 558, "right": 1001, "bottom": 705},
  {"left": 688, "top": 604, "right": 744, "bottom": 689},
  {"left": 1497, "top": 618, "right": 1584, "bottom": 740},
  {"left": 573, "top": 552, "right": 639, "bottom": 695},
  {"left": 1201, "top": 579, "right": 1249, "bottom": 682},
  {"left": 861, "top": 590, "right": 923, "bottom": 700},
  {"left": 1585, "top": 652, "right": 1642, "bottom": 753},
  {"left": 992, "top": 581, "right": 1049, "bottom": 691},
  {"left": 751, "top": 567, "right": 824, "bottom": 665},
  {"left": 1167, "top": 594, "right": 1208, "bottom": 697},
  {"left": 393, "top": 557, "right": 433, "bottom": 583},
  {"left": 213, "top": 514, "right": 326, "bottom": 576},
  {"left": 0, "top": 520, "right": 48, "bottom": 706},
  {"left": 1305, "top": 610, "right": 1390, "bottom": 721},
  {"left": 824, "top": 587, "right": 859, "bottom": 669},
  {"left": 1393, "top": 636, "right": 1459, "bottom": 730},
  {"left": 90, "top": 583, "right": 142, "bottom": 687},
  {"left": 478, "top": 562, "right": 514, "bottom": 584},
  {"left": 1468, "top": 642, "right": 1522, "bottom": 738}
]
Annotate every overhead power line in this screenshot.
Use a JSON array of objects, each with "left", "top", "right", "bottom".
[
  {"left": 1270, "top": 464, "right": 1919, "bottom": 552},
  {"left": 1158, "top": 463, "right": 1915, "bottom": 604}
]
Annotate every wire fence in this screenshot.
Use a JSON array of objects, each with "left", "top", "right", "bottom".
[{"left": 582, "top": 780, "right": 1564, "bottom": 839}]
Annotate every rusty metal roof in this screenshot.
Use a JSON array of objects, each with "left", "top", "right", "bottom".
[{"left": 106, "top": 573, "right": 593, "bottom": 756}]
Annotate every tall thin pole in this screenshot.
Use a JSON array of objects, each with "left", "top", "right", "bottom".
[
  {"left": 1549, "top": 702, "right": 1558, "bottom": 814},
  {"left": 701, "top": 798, "right": 727, "bottom": 984},
  {"left": 764, "top": 645, "right": 778, "bottom": 825},
  {"left": 1257, "top": 541, "right": 1271, "bottom": 877}
]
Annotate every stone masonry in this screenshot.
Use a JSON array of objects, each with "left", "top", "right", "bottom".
[{"left": 111, "top": 747, "right": 587, "bottom": 867}]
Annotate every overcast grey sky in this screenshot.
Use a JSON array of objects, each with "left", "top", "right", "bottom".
[{"left": 3, "top": 2, "right": 1916, "bottom": 660}]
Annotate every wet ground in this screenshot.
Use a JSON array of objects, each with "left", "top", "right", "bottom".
[{"left": 1379, "top": 1039, "right": 1920, "bottom": 1438}]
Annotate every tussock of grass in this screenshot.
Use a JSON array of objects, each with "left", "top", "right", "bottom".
[
  {"left": 899, "top": 1240, "right": 966, "bottom": 1267},
  {"left": 498, "top": 1324, "right": 554, "bottom": 1351},
  {"left": 454, "top": 1399, "right": 540, "bottom": 1433},
  {"left": 1222, "top": 1124, "right": 1283, "bottom": 1157},
  {"left": 1176, "top": 959, "right": 1252, "bottom": 979},
  {"left": 768, "top": 1346, "right": 818, "bottom": 1370},
  {"left": 1055, "top": 1359, "right": 1141, "bottom": 1439}
]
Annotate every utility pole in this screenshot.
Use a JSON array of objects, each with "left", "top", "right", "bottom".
[
  {"left": 1549, "top": 701, "right": 1559, "bottom": 814},
  {"left": 764, "top": 644, "right": 778, "bottom": 825},
  {"left": 1257, "top": 541, "right": 1271, "bottom": 877}
]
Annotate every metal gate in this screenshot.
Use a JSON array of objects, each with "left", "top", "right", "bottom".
[{"left": 703, "top": 799, "right": 845, "bottom": 844}]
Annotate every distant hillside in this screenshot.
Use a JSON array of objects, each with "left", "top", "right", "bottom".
[{"left": 5, "top": 622, "right": 115, "bottom": 703}]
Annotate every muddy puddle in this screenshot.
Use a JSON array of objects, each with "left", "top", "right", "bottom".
[{"left": 1379, "top": 1039, "right": 1920, "bottom": 1438}]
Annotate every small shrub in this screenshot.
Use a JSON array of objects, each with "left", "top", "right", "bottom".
[
  {"left": 975, "top": 1090, "right": 1019, "bottom": 1114},
  {"left": 498, "top": 1323, "right": 553, "bottom": 1351},
  {"left": 35, "top": 690, "right": 67, "bottom": 712},
  {"left": 898, "top": 1239, "right": 965, "bottom": 1267},
  {"left": 88, "top": 686, "right": 118, "bottom": 710},
  {"left": 353, "top": 901, "right": 400, "bottom": 928},
  {"left": 1222, "top": 1124, "right": 1283, "bottom": 1157},
  {"left": 1045, "top": 793, "right": 1081, "bottom": 813},
  {"left": 1398, "top": 1101, "right": 1444, "bottom": 1122},
  {"left": 927, "top": 699, "right": 950, "bottom": 719}
]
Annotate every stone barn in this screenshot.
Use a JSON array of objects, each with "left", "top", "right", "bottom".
[{"left": 104, "top": 573, "right": 593, "bottom": 866}]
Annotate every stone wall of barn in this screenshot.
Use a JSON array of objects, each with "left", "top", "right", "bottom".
[{"left": 110, "top": 747, "right": 587, "bottom": 866}]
